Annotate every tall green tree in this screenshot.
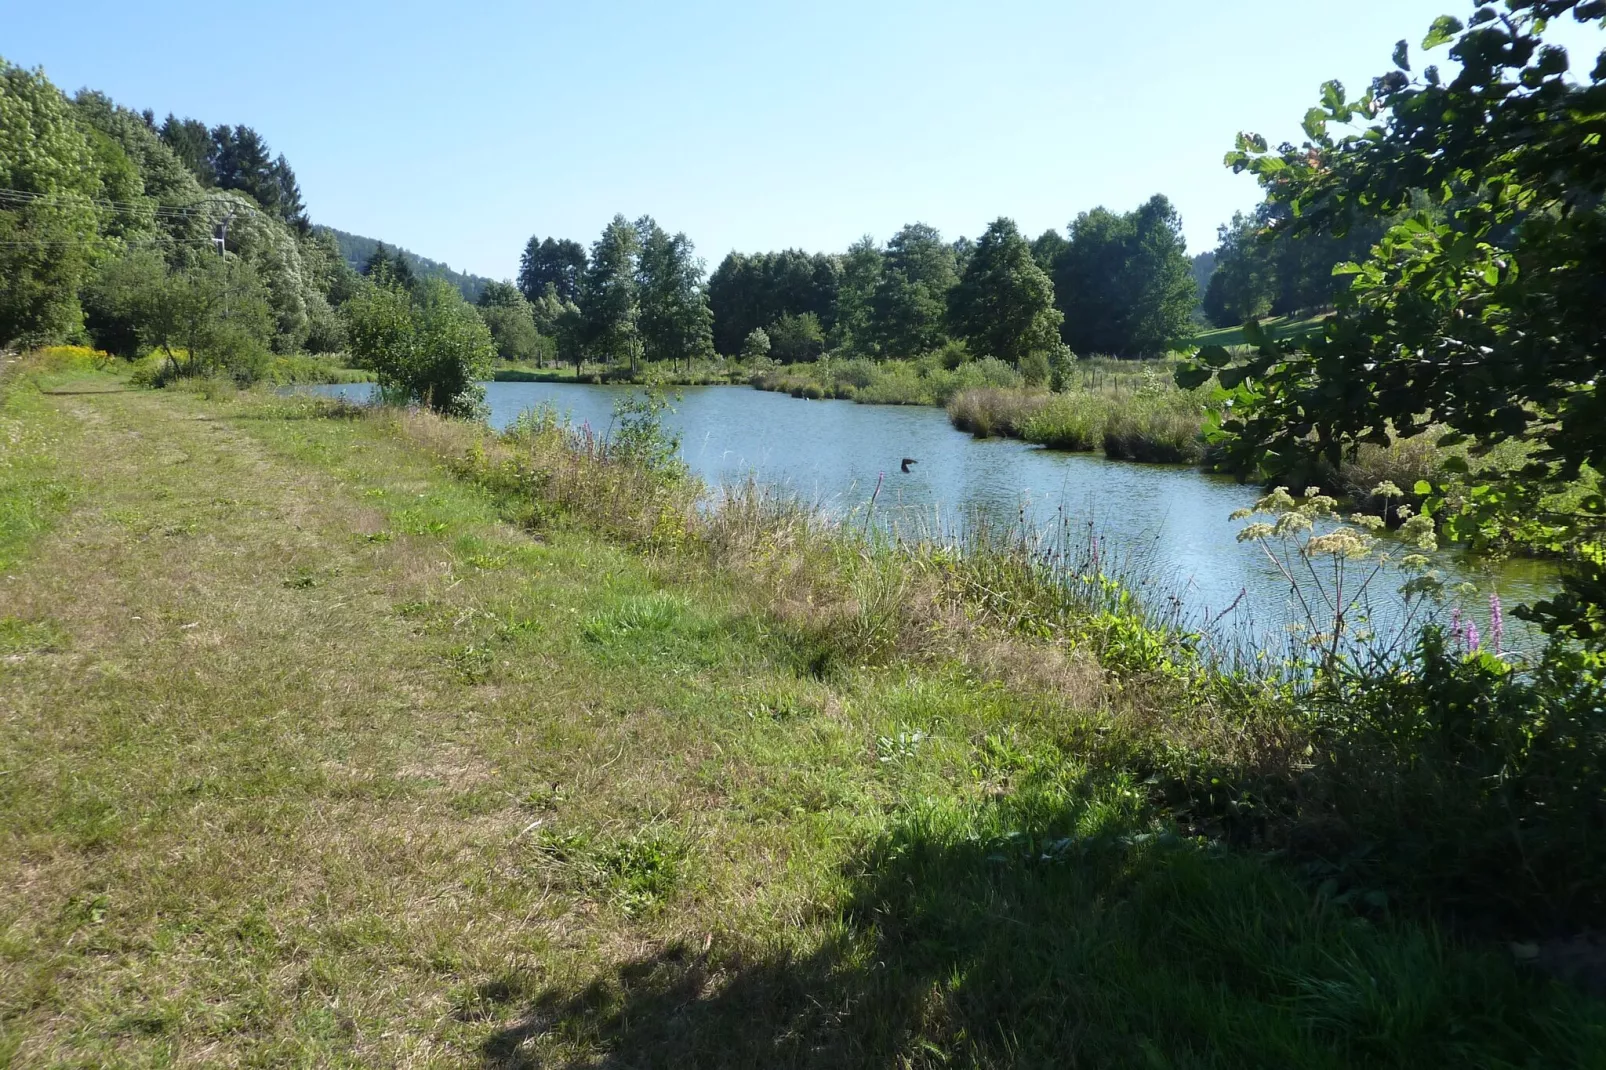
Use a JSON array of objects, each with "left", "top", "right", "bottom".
[
  {"left": 517, "top": 236, "right": 587, "bottom": 304},
  {"left": 636, "top": 217, "right": 714, "bottom": 369},
  {"left": 362, "top": 242, "right": 415, "bottom": 290},
  {"left": 1030, "top": 228, "right": 1069, "bottom": 274},
  {"left": 708, "top": 249, "right": 840, "bottom": 356},
  {"left": 157, "top": 115, "right": 214, "bottom": 186},
  {"left": 1203, "top": 202, "right": 1389, "bottom": 327},
  {"left": 831, "top": 236, "right": 883, "bottom": 355},
  {"left": 767, "top": 312, "right": 825, "bottom": 363},
  {"left": 1055, "top": 195, "right": 1195, "bottom": 357},
  {"left": 947, "top": 218, "right": 1064, "bottom": 366},
  {"left": 580, "top": 214, "right": 642, "bottom": 369},
  {"left": 1183, "top": 0, "right": 1606, "bottom": 643},
  {"left": 476, "top": 281, "right": 547, "bottom": 364},
  {"left": 1202, "top": 212, "right": 1278, "bottom": 326},
  {"left": 0, "top": 59, "right": 110, "bottom": 346},
  {"left": 870, "top": 223, "right": 958, "bottom": 357}
]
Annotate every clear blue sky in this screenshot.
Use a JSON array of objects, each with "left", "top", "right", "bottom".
[{"left": 6, "top": 2, "right": 1602, "bottom": 280}]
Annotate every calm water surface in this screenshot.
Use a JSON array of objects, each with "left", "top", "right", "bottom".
[{"left": 311, "top": 381, "right": 1548, "bottom": 650}]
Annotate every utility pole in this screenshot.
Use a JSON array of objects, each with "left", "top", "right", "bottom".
[
  {"left": 212, "top": 208, "right": 236, "bottom": 257},
  {"left": 214, "top": 209, "right": 237, "bottom": 321}
]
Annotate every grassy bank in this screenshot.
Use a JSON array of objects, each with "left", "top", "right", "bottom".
[
  {"left": 1, "top": 353, "right": 1602, "bottom": 1066},
  {"left": 267, "top": 352, "right": 375, "bottom": 385},
  {"left": 945, "top": 359, "right": 1218, "bottom": 465},
  {"left": 751, "top": 354, "right": 1022, "bottom": 406},
  {"left": 492, "top": 360, "right": 747, "bottom": 386}
]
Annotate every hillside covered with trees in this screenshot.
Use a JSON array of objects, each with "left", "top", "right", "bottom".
[
  {"left": 319, "top": 226, "right": 493, "bottom": 304},
  {"left": 0, "top": 58, "right": 511, "bottom": 411}
]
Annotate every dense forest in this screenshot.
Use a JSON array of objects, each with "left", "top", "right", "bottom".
[{"left": 502, "top": 194, "right": 1365, "bottom": 379}]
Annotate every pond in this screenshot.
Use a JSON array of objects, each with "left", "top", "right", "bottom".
[{"left": 307, "top": 380, "right": 1549, "bottom": 654}]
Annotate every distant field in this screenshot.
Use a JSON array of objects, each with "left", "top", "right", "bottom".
[{"left": 1188, "top": 313, "right": 1329, "bottom": 349}]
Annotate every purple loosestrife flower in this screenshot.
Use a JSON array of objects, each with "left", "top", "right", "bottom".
[
  {"left": 1467, "top": 619, "right": 1481, "bottom": 651},
  {"left": 1489, "top": 593, "right": 1505, "bottom": 652}
]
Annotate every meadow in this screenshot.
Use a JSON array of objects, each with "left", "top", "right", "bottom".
[{"left": 1, "top": 349, "right": 1602, "bottom": 1066}]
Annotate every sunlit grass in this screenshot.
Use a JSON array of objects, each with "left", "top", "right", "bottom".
[{"left": 0, "top": 359, "right": 1599, "bottom": 1066}]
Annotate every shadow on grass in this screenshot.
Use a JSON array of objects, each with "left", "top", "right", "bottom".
[{"left": 477, "top": 781, "right": 1601, "bottom": 1069}]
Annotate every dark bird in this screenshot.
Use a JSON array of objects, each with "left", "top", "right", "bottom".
[{"left": 900, "top": 457, "right": 918, "bottom": 473}]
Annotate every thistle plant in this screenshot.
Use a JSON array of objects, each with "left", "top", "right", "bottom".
[{"left": 1232, "top": 482, "right": 1441, "bottom": 679}]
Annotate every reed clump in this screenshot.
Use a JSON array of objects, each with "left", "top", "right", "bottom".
[{"left": 952, "top": 366, "right": 1215, "bottom": 464}]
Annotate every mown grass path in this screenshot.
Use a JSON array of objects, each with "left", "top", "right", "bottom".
[{"left": 2, "top": 372, "right": 1601, "bottom": 1068}]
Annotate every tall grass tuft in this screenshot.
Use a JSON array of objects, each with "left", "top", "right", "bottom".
[{"left": 947, "top": 387, "right": 1050, "bottom": 438}]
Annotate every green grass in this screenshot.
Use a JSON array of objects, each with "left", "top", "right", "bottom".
[
  {"left": 1188, "top": 313, "right": 1330, "bottom": 349},
  {"left": 267, "top": 353, "right": 375, "bottom": 385},
  {"left": 948, "top": 361, "right": 1217, "bottom": 465},
  {"left": 752, "top": 356, "right": 1024, "bottom": 407},
  {"left": 0, "top": 361, "right": 1600, "bottom": 1066}
]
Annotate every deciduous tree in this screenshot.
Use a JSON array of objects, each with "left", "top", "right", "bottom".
[
  {"left": 1055, "top": 195, "right": 1195, "bottom": 357},
  {"left": 947, "top": 217, "right": 1064, "bottom": 366},
  {"left": 870, "top": 223, "right": 958, "bottom": 357},
  {"left": 636, "top": 218, "right": 714, "bottom": 369},
  {"left": 580, "top": 214, "right": 641, "bottom": 369},
  {"left": 1182, "top": 0, "right": 1606, "bottom": 643}
]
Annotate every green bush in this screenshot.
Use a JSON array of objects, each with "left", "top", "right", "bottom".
[
  {"left": 344, "top": 278, "right": 493, "bottom": 418},
  {"left": 1316, "top": 632, "right": 1606, "bottom": 928},
  {"left": 1019, "top": 350, "right": 1051, "bottom": 387},
  {"left": 854, "top": 363, "right": 931, "bottom": 405}
]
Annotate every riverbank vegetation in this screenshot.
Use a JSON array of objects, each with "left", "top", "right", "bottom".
[{"left": 2, "top": 348, "right": 1603, "bottom": 1064}]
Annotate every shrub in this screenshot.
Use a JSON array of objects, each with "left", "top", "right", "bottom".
[
  {"left": 1019, "top": 350, "right": 1051, "bottom": 387},
  {"left": 1101, "top": 394, "right": 1207, "bottom": 463},
  {"left": 344, "top": 278, "right": 493, "bottom": 418},
  {"left": 740, "top": 328, "right": 771, "bottom": 362},
  {"left": 854, "top": 364, "right": 931, "bottom": 406},
  {"left": 1319, "top": 632, "right": 1606, "bottom": 928}
]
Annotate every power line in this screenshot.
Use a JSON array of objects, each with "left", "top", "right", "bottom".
[
  {"left": 0, "top": 187, "right": 269, "bottom": 222},
  {"left": 0, "top": 237, "right": 218, "bottom": 247},
  {"left": 0, "top": 191, "right": 203, "bottom": 220}
]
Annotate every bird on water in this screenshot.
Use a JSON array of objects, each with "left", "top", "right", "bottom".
[{"left": 900, "top": 458, "right": 917, "bottom": 473}]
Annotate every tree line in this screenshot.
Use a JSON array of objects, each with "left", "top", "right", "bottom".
[
  {"left": 506, "top": 193, "right": 1204, "bottom": 376},
  {"left": 3, "top": 50, "right": 1388, "bottom": 407}
]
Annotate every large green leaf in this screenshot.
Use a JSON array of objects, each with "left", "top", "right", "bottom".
[{"left": 1422, "top": 15, "right": 1463, "bottom": 50}]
